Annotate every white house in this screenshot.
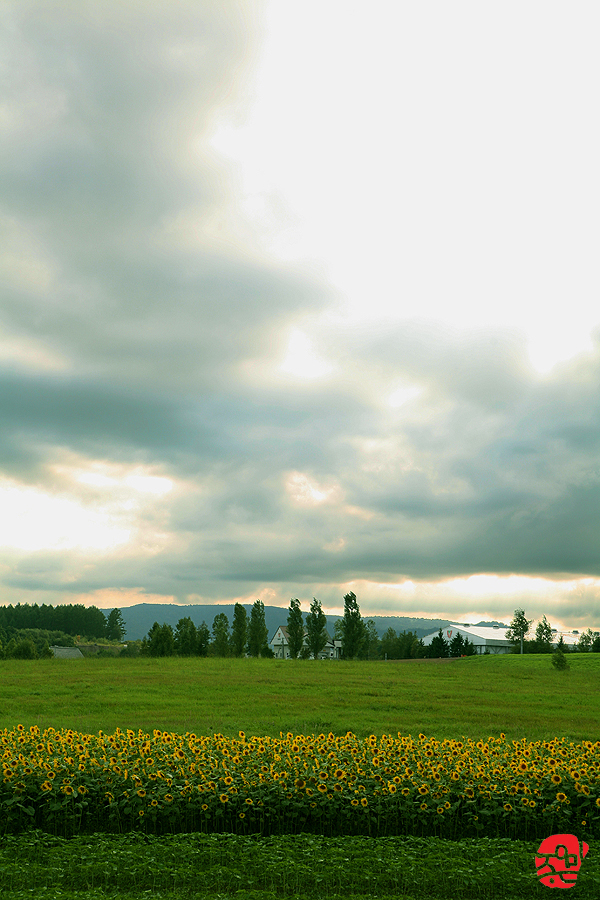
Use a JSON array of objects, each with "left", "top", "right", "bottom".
[
  {"left": 270, "top": 625, "right": 341, "bottom": 659},
  {"left": 422, "top": 623, "right": 512, "bottom": 655}
]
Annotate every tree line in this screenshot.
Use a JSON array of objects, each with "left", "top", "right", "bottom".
[
  {"left": 506, "top": 609, "right": 600, "bottom": 654},
  {"left": 141, "top": 592, "right": 476, "bottom": 661},
  {"left": 0, "top": 604, "right": 126, "bottom": 660},
  {"left": 286, "top": 593, "right": 476, "bottom": 660},
  {"left": 141, "top": 600, "right": 272, "bottom": 658}
]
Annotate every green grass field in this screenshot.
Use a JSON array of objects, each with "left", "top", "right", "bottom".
[
  {"left": 3, "top": 654, "right": 600, "bottom": 899},
  {"left": 1, "top": 653, "right": 598, "bottom": 742}
]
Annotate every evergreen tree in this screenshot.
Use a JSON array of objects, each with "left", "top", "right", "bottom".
[
  {"left": 506, "top": 609, "right": 532, "bottom": 654},
  {"left": 174, "top": 617, "right": 198, "bottom": 656},
  {"left": 231, "top": 603, "right": 248, "bottom": 657},
  {"left": 247, "top": 599, "right": 268, "bottom": 657},
  {"left": 552, "top": 647, "right": 569, "bottom": 670},
  {"left": 576, "top": 628, "right": 594, "bottom": 652},
  {"left": 381, "top": 629, "right": 422, "bottom": 659},
  {"left": 556, "top": 634, "right": 569, "bottom": 654},
  {"left": 358, "top": 619, "right": 380, "bottom": 659},
  {"left": 286, "top": 598, "right": 305, "bottom": 658},
  {"left": 449, "top": 632, "right": 465, "bottom": 657},
  {"left": 535, "top": 615, "right": 553, "bottom": 653},
  {"left": 146, "top": 622, "right": 175, "bottom": 657},
  {"left": 305, "top": 597, "right": 327, "bottom": 659},
  {"left": 428, "top": 628, "right": 449, "bottom": 658},
  {"left": 105, "top": 608, "right": 126, "bottom": 641},
  {"left": 211, "top": 613, "right": 231, "bottom": 657},
  {"left": 38, "top": 640, "right": 52, "bottom": 659},
  {"left": 463, "top": 636, "right": 476, "bottom": 656},
  {"left": 592, "top": 634, "right": 600, "bottom": 653},
  {"left": 339, "top": 592, "right": 366, "bottom": 659},
  {"left": 408, "top": 637, "right": 424, "bottom": 658},
  {"left": 380, "top": 627, "right": 400, "bottom": 659},
  {"left": 196, "top": 621, "right": 210, "bottom": 657}
]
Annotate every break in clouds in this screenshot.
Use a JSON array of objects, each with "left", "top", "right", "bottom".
[{"left": 1, "top": 1, "right": 600, "bottom": 630}]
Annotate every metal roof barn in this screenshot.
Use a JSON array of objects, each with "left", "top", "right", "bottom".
[{"left": 422, "top": 623, "right": 512, "bottom": 654}]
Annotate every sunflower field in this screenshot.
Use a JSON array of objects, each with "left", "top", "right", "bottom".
[{"left": 2, "top": 725, "right": 600, "bottom": 841}]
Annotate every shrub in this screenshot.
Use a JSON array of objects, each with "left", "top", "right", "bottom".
[{"left": 552, "top": 648, "right": 569, "bottom": 670}]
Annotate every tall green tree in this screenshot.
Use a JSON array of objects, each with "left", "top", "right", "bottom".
[
  {"left": 145, "top": 622, "right": 175, "bottom": 657},
  {"left": 211, "top": 613, "right": 231, "bottom": 657},
  {"left": 231, "top": 603, "right": 248, "bottom": 657},
  {"left": 535, "top": 615, "right": 553, "bottom": 653},
  {"left": 380, "top": 628, "right": 422, "bottom": 659},
  {"left": 196, "top": 621, "right": 210, "bottom": 657},
  {"left": 462, "top": 636, "right": 476, "bottom": 656},
  {"left": 105, "top": 608, "right": 126, "bottom": 641},
  {"left": 359, "top": 619, "right": 380, "bottom": 659},
  {"left": 576, "top": 628, "right": 594, "bottom": 653},
  {"left": 305, "top": 597, "right": 327, "bottom": 659},
  {"left": 339, "top": 592, "right": 366, "bottom": 659},
  {"left": 428, "top": 628, "right": 449, "bottom": 658},
  {"left": 449, "top": 632, "right": 465, "bottom": 657},
  {"left": 286, "top": 598, "right": 305, "bottom": 658},
  {"left": 506, "top": 609, "right": 532, "bottom": 654},
  {"left": 247, "top": 599, "right": 268, "bottom": 657},
  {"left": 174, "top": 617, "right": 198, "bottom": 656},
  {"left": 380, "top": 627, "right": 399, "bottom": 659}
]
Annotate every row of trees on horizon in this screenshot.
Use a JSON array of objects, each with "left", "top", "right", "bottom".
[
  {"left": 141, "top": 600, "right": 271, "bottom": 658},
  {"left": 0, "top": 604, "right": 126, "bottom": 660},
  {"left": 2, "top": 602, "right": 599, "bottom": 662},
  {"left": 140, "top": 593, "right": 476, "bottom": 660},
  {"left": 505, "top": 609, "right": 600, "bottom": 654}
]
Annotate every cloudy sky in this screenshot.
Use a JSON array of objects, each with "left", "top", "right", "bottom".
[{"left": 2, "top": 1, "right": 600, "bottom": 632}]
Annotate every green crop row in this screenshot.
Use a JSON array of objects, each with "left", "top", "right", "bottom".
[{"left": 4, "top": 831, "right": 599, "bottom": 899}]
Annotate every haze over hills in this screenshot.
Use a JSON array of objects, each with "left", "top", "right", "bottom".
[{"left": 119, "top": 603, "right": 507, "bottom": 643}]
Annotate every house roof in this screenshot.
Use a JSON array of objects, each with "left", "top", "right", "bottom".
[
  {"left": 50, "top": 646, "right": 84, "bottom": 659},
  {"left": 269, "top": 625, "right": 334, "bottom": 646},
  {"left": 423, "top": 623, "right": 511, "bottom": 645},
  {"left": 425, "top": 624, "right": 584, "bottom": 648}
]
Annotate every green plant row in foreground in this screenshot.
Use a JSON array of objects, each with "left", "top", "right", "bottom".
[
  {"left": 3, "top": 831, "right": 599, "bottom": 899},
  {"left": 3, "top": 726, "right": 600, "bottom": 841}
]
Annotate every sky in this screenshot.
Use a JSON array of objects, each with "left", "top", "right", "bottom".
[{"left": 2, "top": 1, "right": 600, "bottom": 633}]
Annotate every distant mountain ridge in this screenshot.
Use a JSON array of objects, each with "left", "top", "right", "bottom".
[{"left": 118, "top": 603, "right": 497, "bottom": 642}]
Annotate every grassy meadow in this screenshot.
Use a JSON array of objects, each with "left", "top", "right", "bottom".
[{"left": 1, "top": 652, "right": 599, "bottom": 742}]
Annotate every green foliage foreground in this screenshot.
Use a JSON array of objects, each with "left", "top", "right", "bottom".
[{"left": 3, "top": 831, "right": 599, "bottom": 899}]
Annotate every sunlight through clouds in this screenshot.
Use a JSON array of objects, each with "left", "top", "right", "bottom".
[
  {"left": 0, "top": 480, "right": 130, "bottom": 552},
  {"left": 279, "top": 329, "right": 333, "bottom": 379},
  {"left": 286, "top": 472, "right": 337, "bottom": 506}
]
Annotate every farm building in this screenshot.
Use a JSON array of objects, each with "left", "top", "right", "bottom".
[
  {"left": 551, "top": 632, "right": 580, "bottom": 650},
  {"left": 270, "top": 625, "right": 342, "bottom": 659},
  {"left": 50, "top": 646, "right": 84, "bottom": 659},
  {"left": 422, "top": 623, "right": 512, "bottom": 655}
]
